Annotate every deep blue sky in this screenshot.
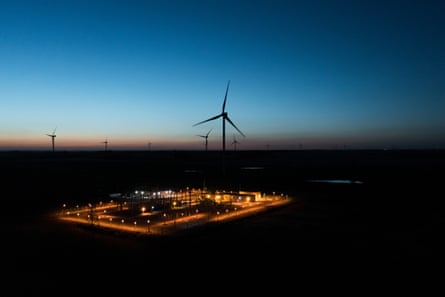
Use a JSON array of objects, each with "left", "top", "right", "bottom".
[{"left": 1, "top": 0, "right": 444, "bottom": 150}]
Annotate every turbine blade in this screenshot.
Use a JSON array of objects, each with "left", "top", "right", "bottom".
[
  {"left": 222, "top": 80, "right": 230, "bottom": 113},
  {"left": 193, "top": 114, "right": 222, "bottom": 126},
  {"left": 206, "top": 128, "right": 213, "bottom": 136},
  {"left": 226, "top": 116, "right": 245, "bottom": 137}
]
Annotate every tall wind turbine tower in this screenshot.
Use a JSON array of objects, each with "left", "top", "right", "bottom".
[
  {"left": 46, "top": 127, "right": 57, "bottom": 152},
  {"left": 197, "top": 128, "right": 212, "bottom": 151},
  {"left": 193, "top": 80, "right": 245, "bottom": 152}
]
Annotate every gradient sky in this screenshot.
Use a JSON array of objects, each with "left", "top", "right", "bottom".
[{"left": 1, "top": 0, "right": 444, "bottom": 151}]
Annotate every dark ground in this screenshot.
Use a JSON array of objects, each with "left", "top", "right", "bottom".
[{"left": 2, "top": 150, "right": 444, "bottom": 292}]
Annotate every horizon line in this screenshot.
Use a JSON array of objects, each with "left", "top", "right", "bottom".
[{"left": 0, "top": 148, "right": 443, "bottom": 153}]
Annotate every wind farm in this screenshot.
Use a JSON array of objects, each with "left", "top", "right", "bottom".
[
  {"left": 10, "top": 81, "right": 249, "bottom": 153},
  {"left": 4, "top": 80, "right": 442, "bottom": 283}
]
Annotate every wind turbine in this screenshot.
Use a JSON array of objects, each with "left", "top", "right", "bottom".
[
  {"left": 102, "top": 137, "right": 108, "bottom": 152},
  {"left": 196, "top": 128, "right": 212, "bottom": 151},
  {"left": 232, "top": 134, "right": 240, "bottom": 151},
  {"left": 193, "top": 80, "right": 245, "bottom": 152},
  {"left": 46, "top": 127, "right": 57, "bottom": 152}
]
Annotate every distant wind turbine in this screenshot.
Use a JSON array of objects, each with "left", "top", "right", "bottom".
[
  {"left": 46, "top": 127, "right": 57, "bottom": 152},
  {"left": 193, "top": 80, "right": 245, "bottom": 152},
  {"left": 232, "top": 134, "right": 240, "bottom": 151},
  {"left": 102, "top": 137, "right": 108, "bottom": 152},
  {"left": 196, "top": 128, "right": 212, "bottom": 151}
]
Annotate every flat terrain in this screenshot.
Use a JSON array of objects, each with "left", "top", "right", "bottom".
[{"left": 2, "top": 150, "right": 445, "bottom": 291}]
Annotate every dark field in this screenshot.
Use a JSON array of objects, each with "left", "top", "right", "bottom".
[{"left": 2, "top": 150, "right": 444, "bottom": 291}]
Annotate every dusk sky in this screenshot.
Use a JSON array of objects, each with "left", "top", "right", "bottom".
[{"left": 1, "top": 0, "right": 444, "bottom": 151}]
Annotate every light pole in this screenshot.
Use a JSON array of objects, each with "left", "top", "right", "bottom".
[
  {"left": 147, "top": 219, "right": 150, "bottom": 233},
  {"left": 187, "top": 187, "right": 192, "bottom": 215}
]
